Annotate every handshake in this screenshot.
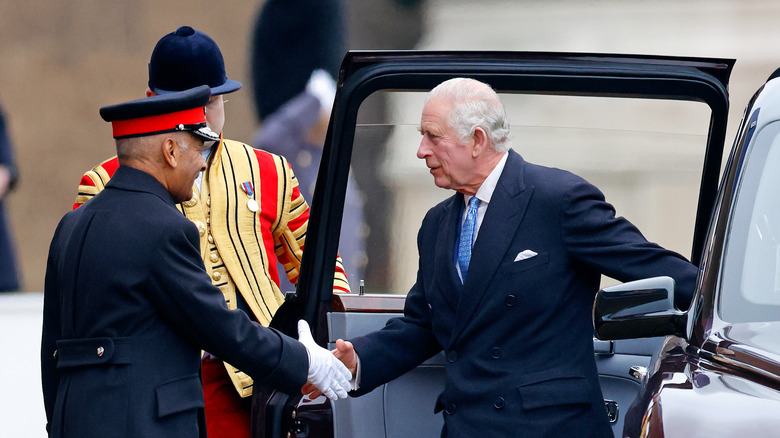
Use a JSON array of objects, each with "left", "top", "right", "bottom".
[{"left": 297, "top": 320, "right": 357, "bottom": 401}]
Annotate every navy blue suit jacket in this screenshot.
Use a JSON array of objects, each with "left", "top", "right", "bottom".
[
  {"left": 41, "top": 166, "right": 308, "bottom": 438},
  {"left": 351, "top": 150, "right": 697, "bottom": 438}
]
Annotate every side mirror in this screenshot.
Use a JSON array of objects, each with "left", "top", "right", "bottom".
[{"left": 593, "top": 276, "right": 687, "bottom": 340}]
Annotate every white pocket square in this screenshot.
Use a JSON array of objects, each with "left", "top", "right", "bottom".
[{"left": 514, "top": 250, "right": 538, "bottom": 262}]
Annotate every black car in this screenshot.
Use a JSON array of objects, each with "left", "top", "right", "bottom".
[
  {"left": 594, "top": 70, "right": 780, "bottom": 436},
  {"left": 251, "top": 51, "right": 736, "bottom": 438}
]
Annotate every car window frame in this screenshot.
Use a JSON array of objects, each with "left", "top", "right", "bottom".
[{"left": 275, "top": 51, "right": 732, "bottom": 334}]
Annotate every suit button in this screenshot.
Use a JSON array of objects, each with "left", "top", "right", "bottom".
[
  {"left": 494, "top": 397, "right": 505, "bottom": 409},
  {"left": 208, "top": 234, "right": 214, "bottom": 244},
  {"left": 213, "top": 271, "right": 222, "bottom": 281},
  {"left": 97, "top": 346, "right": 105, "bottom": 357},
  {"left": 490, "top": 347, "right": 502, "bottom": 359},
  {"left": 505, "top": 295, "right": 516, "bottom": 306},
  {"left": 446, "top": 351, "right": 458, "bottom": 363},
  {"left": 446, "top": 403, "right": 457, "bottom": 414},
  {"left": 210, "top": 254, "right": 219, "bottom": 263}
]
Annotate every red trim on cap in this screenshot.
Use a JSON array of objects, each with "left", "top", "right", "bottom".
[{"left": 111, "top": 107, "right": 206, "bottom": 138}]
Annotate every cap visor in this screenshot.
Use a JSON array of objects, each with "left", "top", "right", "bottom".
[
  {"left": 192, "top": 126, "right": 221, "bottom": 142},
  {"left": 153, "top": 79, "right": 242, "bottom": 96},
  {"left": 210, "top": 79, "right": 242, "bottom": 95}
]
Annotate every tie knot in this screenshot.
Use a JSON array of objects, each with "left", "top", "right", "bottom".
[{"left": 467, "top": 196, "right": 479, "bottom": 209}]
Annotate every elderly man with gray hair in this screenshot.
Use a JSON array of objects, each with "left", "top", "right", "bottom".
[{"left": 306, "top": 77, "right": 698, "bottom": 437}]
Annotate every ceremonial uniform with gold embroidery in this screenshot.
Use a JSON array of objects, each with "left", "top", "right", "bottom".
[{"left": 74, "top": 138, "right": 350, "bottom": 400}]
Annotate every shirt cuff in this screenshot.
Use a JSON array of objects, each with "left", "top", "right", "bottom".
[{"left": 351, "top": 353, "right": 361, "bottom": 391}]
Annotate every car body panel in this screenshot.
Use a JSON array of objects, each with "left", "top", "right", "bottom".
[
  {"left": 623, "top": 338, "right": 780, "bottom": 437},
  {"left": 597, "top": 75, "right": 780, "bottom": 437}
]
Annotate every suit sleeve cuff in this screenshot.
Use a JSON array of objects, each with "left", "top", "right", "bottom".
[{"left": 351, "top": 354, "right": 361, "bottom": 392}]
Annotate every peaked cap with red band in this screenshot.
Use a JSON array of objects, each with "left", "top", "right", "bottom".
[{"left": 99, "top": 85, "right": 220, "bottom": 142}]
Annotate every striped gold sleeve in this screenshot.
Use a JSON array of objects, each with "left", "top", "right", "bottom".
[
  {"left": 73, "top": 157, "right": 119, "bottom": 210},
  {"left": 274, "top": 159, "right": 351, "bottom": 293},
  {"left": 274, "top": 158, "right": 307, "bottom": 285}
]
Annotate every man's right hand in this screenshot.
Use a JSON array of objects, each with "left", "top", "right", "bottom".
[
  {"left": 297, "top": 320, "right": 351, "bottom": 401},
  {"left": 332, "top": 339, "right": 358, "bottom": 375},
  {"left": 301, "top": 339, "right": 358, "bottom": 399}
]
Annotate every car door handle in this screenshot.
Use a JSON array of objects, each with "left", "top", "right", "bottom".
[
  {"left": 593, "top": 338, "right": 613, "bottom": 355},
  {"left": 604, "top": 400, "right": 619, "bottom": 423},
  {"left": 629, "top": 365, "right": 648, "bottom": 382}
]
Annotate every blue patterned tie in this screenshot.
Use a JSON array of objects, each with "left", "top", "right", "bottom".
[{"left": 457, "top": 196, "right": 479, "bottom": 280}]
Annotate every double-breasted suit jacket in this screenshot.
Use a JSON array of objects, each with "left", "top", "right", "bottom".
[
  {"left": 41, "top": 166, "right": 308, "bottom": 437},
  {"left": 351, "top": 150, "right": 697, "bottom": 438}
]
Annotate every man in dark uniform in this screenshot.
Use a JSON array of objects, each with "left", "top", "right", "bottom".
[{"left": 41, "top": 86, "right": 350, "bottom": 438}]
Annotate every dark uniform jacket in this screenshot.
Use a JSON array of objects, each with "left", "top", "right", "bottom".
[
  {"left": 41, "top": 166, "right": 308, "bottom": 437},
  {"left": 351, "top": 150, "right": 697, "bottom": 438}
]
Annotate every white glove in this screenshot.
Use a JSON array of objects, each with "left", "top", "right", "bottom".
[{"left": 297, "top": 320, "right": 352, "bottom": 401}]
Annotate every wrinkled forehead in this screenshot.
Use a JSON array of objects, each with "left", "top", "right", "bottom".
[{"left": 421, "top": 95, "right": 454, "bottom": 119}]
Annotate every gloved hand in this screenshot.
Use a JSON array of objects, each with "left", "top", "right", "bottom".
[
  {"left": 297, "top": 320, "right": 352, "bottom": 401},
  {"left": 305, "top": 69, "right": 337, "bottom": 112}
]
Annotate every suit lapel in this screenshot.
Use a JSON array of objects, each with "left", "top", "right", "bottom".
[
  {"left": 448, "top": 151, "right": 533, "bottom": 346},
  {"left": 432, "top": 194, "right": 463, "bottom": 311}
]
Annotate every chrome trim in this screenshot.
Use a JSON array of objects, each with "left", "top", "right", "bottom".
[
  {"left": 604, "top": 399, "right": 619, "bottom": 423},
  {"left": 629, "top": 365, "right": 648, "bottom": 382}
]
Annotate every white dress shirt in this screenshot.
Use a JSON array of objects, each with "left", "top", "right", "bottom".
[
  {"left": 456, "top": 152, "right": 508, "bottom": 281},
  {"left": 194, "top": 147, "right": 214, "bottom": 192},
  {"left": 348, "top": 151, "right": 509, "bottom": 391}
]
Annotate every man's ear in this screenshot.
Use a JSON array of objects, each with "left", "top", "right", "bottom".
[
  {"left": 161, "top": 137, "right": 178, "bottom": 168},
  {"left": 471, "top": 127, "right": 489, "bottom": 158}
]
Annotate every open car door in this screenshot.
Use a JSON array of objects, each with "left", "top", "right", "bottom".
[{"left": 253, "top": 51, "right": 733, "bottom": 438}]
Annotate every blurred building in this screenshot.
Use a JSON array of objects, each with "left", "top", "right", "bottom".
[{"left": 0, "top": 0, "right": 777, "bottom": 292}]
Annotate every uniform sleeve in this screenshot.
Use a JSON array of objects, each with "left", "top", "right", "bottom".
[
  {"left": 252, "top": 91, "right": 320, "bottom": 153},
  {"left": 146, "top": 221, "right": 309, "bottom": 395},
  {"left": 73, "top": 171, "right": 102, "bottom": 210},
  {"left": 273, "top": 159, "right": 351, "bottom": 293},
  {"left": 73, "top": 157, "right": 119, "bottom": 210},
  {"left": 349, "top": 212, "right": 441, "bottom": 394},
  {"left": 560, "top": 180, "right": 697, "bottom": 309}
]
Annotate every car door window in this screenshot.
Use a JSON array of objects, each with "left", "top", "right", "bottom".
[{"left": 720, "top": 120, "right": 780, "bottom": 323}]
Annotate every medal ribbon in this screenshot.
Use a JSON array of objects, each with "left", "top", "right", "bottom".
[{"left": 241, "top": 181, "right": 254, "bottom": 197}]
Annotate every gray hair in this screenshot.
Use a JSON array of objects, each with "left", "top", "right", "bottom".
[
  {"left": 116, "top": 136, "right": 153, "bottom": 163},
  {"left": 116, "top": 132, "right": 191, "bottom": 163},
  {"left": 427, "top": 78, "right": 511, "bottom": 153}
]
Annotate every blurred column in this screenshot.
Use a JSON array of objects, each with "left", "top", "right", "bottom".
[{"left": 344, "top": 0, "right": 428, "bottom": 292}]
